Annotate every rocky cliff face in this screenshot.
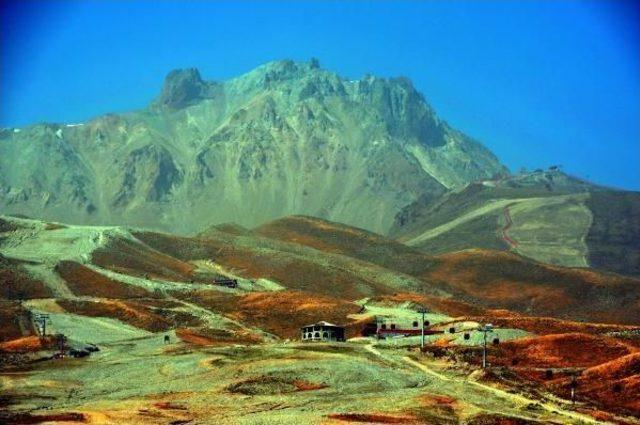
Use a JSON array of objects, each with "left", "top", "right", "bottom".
[{"left": 0, "top": 60, "right": 507, "bottom": 234}]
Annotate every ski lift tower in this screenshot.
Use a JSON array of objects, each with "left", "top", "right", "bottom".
[
  {"left": 478, "top": 323, "right": 494, "bottom": 368},
  {"left": 417, "top": 306, "right": 428, "bottom": 350},
  {"left": 570, "top": 373, "right": 578, "bottom": 405}
]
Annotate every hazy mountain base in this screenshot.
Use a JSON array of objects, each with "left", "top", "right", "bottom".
[{"left": 0, "top": 60, "right": 505, "bottom": 235}]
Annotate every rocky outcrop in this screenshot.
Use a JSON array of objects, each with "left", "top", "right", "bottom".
[
  {"left": 155, "top": 68, "right": 220, "bottom": 109},
  {"left": 112, "top": 145, "right": 183, "bottom": 207}
]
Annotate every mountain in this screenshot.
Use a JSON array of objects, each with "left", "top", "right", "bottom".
[
  {"left": 0, "top": 60, "right": 506, "bottom": 235},
  {"left": 390, "top": 169, "right": 640, "bottom": 277}
]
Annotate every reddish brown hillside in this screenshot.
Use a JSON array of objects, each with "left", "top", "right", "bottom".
[
  {"left": 466, "top": 310, "right": 640, "bottom": 336},
  {"left": 57, "top": 299, "right": 202, "bottom": 332},
  {"left": 125, "top": 227, "right": 640, "bottom": 325},
  {"left": 568, "top": 353, "right": 640, "bottom": 414},
  {"left": 494, "top": 333, "right": 636, "bottom": 368},
  {"left": 255, "top": 215, "right": 435, "bottom": 275},
  {"left": 0, "top": 335, "right": 56, "bottom": 353},
  {"left": 422, "top": 249, "right": 640, "bottom": 325},
  {"left": 56, "top": 261, "right": 152, "bottom": 298},
  {"left": 134, "top": 231, "right": 395, "bottom": 299},
  {"left": 0, "top": 255, "right": 53, "bottom": 299},
  {"left": 0, "top": 301, "right": 34, "bottom": 341},
  {"left": 176, "top": 290, "right": 360, "bottom": 339},
  {"left": 91, "top": 237, "right": 195, "bottom": 281},
  {"left": 248, "top": 218, "right": 640, "bottom": 326},
  {"left": 176, "top": 328, "right": 263, "bottom": 346},
  {"left": 488, "top": 337, "right": 640, "bottom": 416}
]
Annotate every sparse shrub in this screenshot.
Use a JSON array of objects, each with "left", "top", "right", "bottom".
[{"left": 423, "top": 346, "right": 447, "bottom": 358}]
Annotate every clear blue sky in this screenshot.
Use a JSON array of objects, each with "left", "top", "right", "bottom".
[{"left": 1, "top": 0, "right": 639, "bottom": 190}]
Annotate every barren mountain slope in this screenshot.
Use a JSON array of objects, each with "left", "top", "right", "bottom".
[{"left": 0, "top": 60, "right": 506, "bottom": 234}]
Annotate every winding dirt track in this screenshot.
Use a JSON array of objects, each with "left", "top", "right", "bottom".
[
  {"left": 364, "top": 344, "right": 605, "bottom": 424},
  {"left": 502, "top": 203, "right": 519, "bottom": 249}
]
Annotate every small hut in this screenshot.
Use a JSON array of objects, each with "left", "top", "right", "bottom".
[{"left": 300, "top": 321, "right": 345, "bottom": 342}]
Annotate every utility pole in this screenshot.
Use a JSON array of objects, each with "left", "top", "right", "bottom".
[
  {"left": 57, "top": 334, "right": 66, "bottom": 358},
  {"left": 34, "top": 314, "right": 50, "bottom": 340},
  {"left": 417, "top": 306, "right": 428, "bottom": 350},
  {"left": 478, "top": 323, "right": 494, "bottom": 368}
]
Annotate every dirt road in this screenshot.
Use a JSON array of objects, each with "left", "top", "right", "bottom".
[
  {"left": 364, "top": 343, "right": 606, "bottom": 424},
  {"left": 502, "top": 203, "right": 519, "bottom": 249}
]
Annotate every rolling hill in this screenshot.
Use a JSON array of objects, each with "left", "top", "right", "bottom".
[
  {"left": 3, "top": 214, "right": 640, "bottom": 422},
  {"left": 252, "top": 215, "right": 640, "bottom": 325},
  {"left": 2, "top": 214, "right": 639, "bottom": 331},
  {"left": 390, "top": 169, "right": 640, "bottom": 277}
]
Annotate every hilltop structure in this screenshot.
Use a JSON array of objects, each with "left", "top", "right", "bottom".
[{"left": 301, "top": 321, "right": 345, "bottom": 342}]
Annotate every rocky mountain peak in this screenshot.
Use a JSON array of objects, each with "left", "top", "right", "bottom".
[
  {"left": 155, "top": 68, "right": 218, "bottom": 109},
  {"left": 245, "top": 59, "right": 332, "bottom": 88}
]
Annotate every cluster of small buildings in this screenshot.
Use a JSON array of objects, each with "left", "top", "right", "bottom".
[{"left": 300, "top": 317, "right": 442, "bottom": 342}]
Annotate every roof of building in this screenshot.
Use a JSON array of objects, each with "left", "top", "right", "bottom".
[{"left": 301, "top": 321, "right": 343, "bottom": 329}]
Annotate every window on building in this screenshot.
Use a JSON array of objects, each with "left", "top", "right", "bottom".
[
  {"left": 390, "top": 324, "right": 396, "bottom": 330},
  {"left": 424, "top": 320, "right": 430, "bottom": 326},
  {"left": 381, "top": 324, "right": 387, "bottom": 329},
  {"left": 413, "top": 321, "right": 418, "bottom": 327},
  {"left": 323, "top": 332, "right": 328, "bottom": 338},
  {"left": 314, "top": 332, "right": 320, "bottom": 338}
]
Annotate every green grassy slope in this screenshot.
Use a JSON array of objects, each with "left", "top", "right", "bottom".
[
  {"left": 585, "top": 191, "right": 640, "bottom": 276},
  {"left": 391, "top": 170, "right": 640, "bottom": 277}
]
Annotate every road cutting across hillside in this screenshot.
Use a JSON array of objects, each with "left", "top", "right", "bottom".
[
  {"left": 364, "top": 343, "right": 609, "bottom": 425},
  {"left": 502, "top": 203, "right": 518, "bottom": 249}
]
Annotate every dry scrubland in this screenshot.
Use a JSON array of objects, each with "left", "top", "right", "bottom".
[{"left": 1, "top": 215, "right": 640, "bottom": 424}]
